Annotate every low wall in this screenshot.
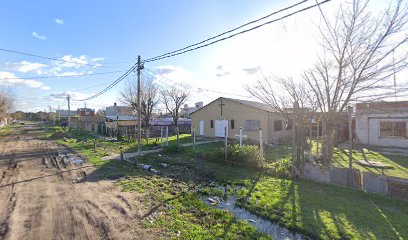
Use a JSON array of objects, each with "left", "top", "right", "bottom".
[
  {"left": 303, "top": 164, "right": 361, "bottom": 189},
  {"left": 303, "top": 163, "right": 408, "bottom": 200}
]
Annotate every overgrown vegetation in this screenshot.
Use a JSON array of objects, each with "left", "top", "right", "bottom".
[
  {"left": 0, "top": 124, "right": 14, "bottom": 137},
  {"left": 47, "top": 125, "right": 408, "bottom": 239}
]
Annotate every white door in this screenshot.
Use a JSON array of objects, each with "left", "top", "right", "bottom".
[
  {"left": 199, "top": 120, "right": 204, "bottom": 136},
  {"left": 215, "top": 120, "right": 228, "bottom": 137}
]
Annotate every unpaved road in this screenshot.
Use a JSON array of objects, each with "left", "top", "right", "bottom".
[{"left": 0, "top": 123, "right": 162, "bottom": 240}]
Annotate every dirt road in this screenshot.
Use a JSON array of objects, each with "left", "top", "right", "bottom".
[{"left": 0, "top": 123, "right": 162, "bottom": 240}]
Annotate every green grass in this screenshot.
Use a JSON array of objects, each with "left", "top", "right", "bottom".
[
  {"left": 235, "top": 176, "right": 408, "bottom": 240},
  {"left": 332, "top": 148, "right": 408, "bottom": 179},
  {"left": 284, "top": 139, "right": 408, "bottom": 179},
  {"left": 50, "top": 125, "right": 408, "bottom": 239},
  {"left": 0, "top": 124, "right": 15, "bottom": 137},
  {"left": 117, "top": 175, "right": 271, "bottom": 239},
  {"left": 46, "top": 125, "right": 205, "bottom": 156}
]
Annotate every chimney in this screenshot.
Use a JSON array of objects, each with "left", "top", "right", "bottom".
[{"left": 114, "top": 102, "right": 117, "bottom": 106}]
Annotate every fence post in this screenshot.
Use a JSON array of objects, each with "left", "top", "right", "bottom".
[
  {"left": 224, "top": 126, "right": 228, "bottom": 162},
  {"left": 160, "top": 126, "right": 163, "bottom": 147},
  {"left": 166, "top": 126, "right": 169, "bottom": 146},
  {"left": 93, "top": 139, "right": 96, "bottom": 153},
  {"left": 193, "top": 127, "right": 196, "bottom": 151},
  {"left": 259, "top": 128, "right": 264, "bottom": 167},
  {"left": 177, "top": 126, "right": 180, "bottom": 144}
]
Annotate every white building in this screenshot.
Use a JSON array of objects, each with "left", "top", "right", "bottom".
[
  {"left": 356, "top": 101, "right": 408, "bottom": 148},
  {"left": 105, "top": 103, "right": 134, "bottom": 116}
]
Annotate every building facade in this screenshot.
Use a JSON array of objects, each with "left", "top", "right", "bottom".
[
  {"left": 190, "top": 97, "right": 293, "bottom": 144},
  {"left": 356, "top": 101, "right": 408, "bottom": 148}
]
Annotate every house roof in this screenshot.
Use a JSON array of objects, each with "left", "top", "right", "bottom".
[
  {"left": 356, "top": 101, "right": 408, "bottom": 114},
  {"left": 190, "top": 97, "right": 274, "bottom": 115},
  {"left": 105, "top": 115, "right": 137, "bottom": 121}
]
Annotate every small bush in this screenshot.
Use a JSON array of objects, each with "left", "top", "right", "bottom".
[
  {"left": 268, "top": 158, "right": 293, "bottom": 178},
  {"left": 163, "top": 144, "right": 185, "bottom": 154},
  {"left": 227, "top": 144, "right": 262, "bottom": 168},
  {"left": 198, "top": 144, "right": 262, "bottom": 168}
]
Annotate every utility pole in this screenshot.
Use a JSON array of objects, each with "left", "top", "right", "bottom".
[
  {"left": 58, "top": 105, "right": 61, "bottom": 123},
  {"left": 348, "top": 106, "right": 354, "bottom": 186},
  {"left": 348, "top": 106, "right": 353, "bottom": 169},
  {"left": 67, "top": 94, "right": 71, "bottom": 128},
  {"left": 137, "top": 55, "right": 143, "bottom": 154}
]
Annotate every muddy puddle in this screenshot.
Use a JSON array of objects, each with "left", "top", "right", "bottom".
[{"left": 201, "top": 187, "right": 304, "bottom": 240}]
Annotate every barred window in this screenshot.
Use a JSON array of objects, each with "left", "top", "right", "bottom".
[
  {"left": 380, "top": 122, "right": 407, "bottom": 138},
  {"left": 244, "top": 120, "right": 260, "bottom": 131},
  {"left": 274, "top": 120, "right": 283, "bottom": 131}
]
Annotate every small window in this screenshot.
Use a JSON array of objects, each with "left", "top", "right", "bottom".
[
  {"left": 380, "top": 122, "right": 407, "bottom": 138},
  {"left": 231, "top": 120, "right": 235, "bottom": 129},
  {"left": 274, "top": 120, "right": 283, "bottom": 131},
  {"left": 244, "top": 120, "right": 260, "bottom": 131},
  {"left": 286, "top": 119, "right": 293, "bottom": 130},
  {"left": 210, "top": 120, "right": 214, "bottom": 128}
]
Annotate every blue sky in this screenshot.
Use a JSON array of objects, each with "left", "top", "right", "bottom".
[{"left": 0, "top": 0, "right": 405, "bottom": 112}]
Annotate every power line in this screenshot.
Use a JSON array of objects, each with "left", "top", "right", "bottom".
[
  {"left": 143, "top": 0, "right": 332, "bottom": 63},
  {"left": 65, "top": 0, "right": 332, "bottom": 101},
  {"left": 74, "top": 64, "right": 137, "bottom": 101},
  {"left": 143, "top": 0, "right": 309, "bottom": 63},
  {"left": 145, "top": 68, "right": 254, "bottom": 99},
  {"left": 0, "top": 70, "right": 126, "bottom": 80},
  {"left": 0, "top": 47, "right": 117, "bottom": 68}
]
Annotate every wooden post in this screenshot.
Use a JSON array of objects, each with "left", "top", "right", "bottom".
[
  {"left": 316, "top": 121, "right": 320, "bottom": 156},
  {"left": 120, "top": 149, "right": 124, "bottom": 161},
  {"left": 93, "top": 139, "right": 96, "bottom": 153},
  {"left": 348, "top": 106, "right": 353, "bottom": 169},
  {"left": 259, "top": 128, "right": 264, "bottom": 167},
  {"left": 224, "top": 126, "right": 228, "bottom": 162},
  {"left": 177, "top": 126, "right": 180, "bottom": 144},
  {"left": 161, "top": 127, "right": 163, "bottom": 146},
  {"left": 166, "top": 126, "right": 169, "bottom": 146},
  {"left": 193, "top": 127, "right": 196, "bottom": 151},
  {"left": 309, "top": 120, "right": 313, "bottom": 161}
]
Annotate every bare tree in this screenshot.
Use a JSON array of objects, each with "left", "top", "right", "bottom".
[
  {"left": 247, "top": 0, "right": 408, "bottom": 167},
  {"left": 302, "top": 0, "right": 408, "bottom": 166},
  {"left": 161, "top": 84, "right": 190, "bottom": 127},
  {"left": 120, "top": 74, "right": 159, "bottom": 128},
  {"left": 0, "top": 87, "right": 14, "bottom": 118}
]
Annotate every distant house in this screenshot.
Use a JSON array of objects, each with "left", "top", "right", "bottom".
[
  {"left": 190, "top": 97, "right": 293, "bottom": 144},
  {"left": 76, "top": 108, "right": 102, "bottom": 132},
  {"left": 105, "top": 115, "right": 137, "bottom": 129},
  {"left": 56, "top": 110, "right": 77, "bottom": 118},
  {"left": 182, "top": 102, "right": 204, "bottom": 118},
  {"left": 77, "top": 108, "right": 95, "bottom": 116},
  {"left": 356, "top": 101, "right": 408, "bottom": 148},
  {"left": 150, "top": 118, "right": 191, "bottom": 126},
  {"left": 105, "top": 103, "right": 134, "bottom": 116}
]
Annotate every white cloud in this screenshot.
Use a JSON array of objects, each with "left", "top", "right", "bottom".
[
  {"left": 2, "top": 61, "right": 47, "bottom": 73},
  {"left": 32, "top": 32, "right": 46, "bottom": 40},
  {"left": 55, "top": 54, "right": 104, "bottom": 68},
  {"left": 154, "top": 65, "right": 194, "bottom": 86},
  {"left": 48, "top": 91, "right": 89, "bottom": 101},
  {"left": 0, "top": 71, "right": 50, "bottom": 90},
  {"left": 55, "top": 18, "right": 64, "bottom": 25}
]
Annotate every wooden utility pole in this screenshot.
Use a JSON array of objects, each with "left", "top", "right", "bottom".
[
  {"left": 348, "top": 106, "right": 353, "bottom": 169},
  {"left": 224, "top": 126, "right": 228, "bottom": 162},
  {"left": 259, "top": 128, "right": 264, "bottom": 167},
  {"left": 137, "top": 55, "right": 143, "bottom": 154},
  {"left": 67, "top": 94, "right": 71, "bottom": 128},
  {"left": 58, "top": 105, "right": 61, "bottom": 123}
]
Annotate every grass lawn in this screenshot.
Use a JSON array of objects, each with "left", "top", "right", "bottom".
[
  {"left": 0, "top": 124, "right": 15, "bottom": 137},
  {"left": 332, "top": 148, "right": 408, "bottom": 179},
  {"left": 270, "top": 139, "right": 408, "bottom": 179},
  {"left": 53, "top": 126, "right": 408, "bottom": 239},
  {"left": 46, "top": 125, "right": 206, "bottom": 156}
]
